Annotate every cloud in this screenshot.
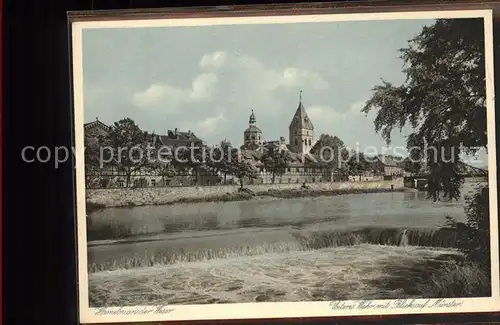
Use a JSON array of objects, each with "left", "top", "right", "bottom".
[
  {"left": 127, "top": 50, "right": 335, "bottom": 144},
  {"left": 227, "top": 52, "right": 330, "bottom": 91},
  {"left": 132, "top": 84, "right": 171, "bottom": 107},
  {"left": 189, "top": 73, "right": 219, "bottom": 101},
  {"left": 350, "top": 100, "right": 367, "bottom": 113},
  {"left": 181, "top": 114, "right": 225, "bottom": 139},
  {"left": 198, "top": 115, "right": 225, "bottom": 134},
  {"left": 199, "top": 51, "right": 227, "bottom": 69},
  {"left": 131, "top": 72, "right": 218, "bottom": 108},
  {"left": 281, "top": 68, "right": 329, "bottom": 89},
  {"left": 307, "top": 105, "right": 348, "bottom": 121}
]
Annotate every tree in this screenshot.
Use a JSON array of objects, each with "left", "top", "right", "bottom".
[
  {"left": 173, "top": 138, "right": 207, "bottom": 184},
  {"left": 346, "top": 151, "right": 373, "bottom": 176},
  {"left": 233, "top": 159, "right": 259, "bottom": 189},
  {"left": 262, "top": 144, "right": 291, "bottom": 184},
  {"left": 106, "top": 118, "right": 157, "bottom": 187},
  {"left": 362, "top": 18, "right": 486, "bottom": 201},
  {"left": 402, "top": 157, "right": 422, "bottom": 176},
  {"left": 363, "top": 19, "right": 490, "bottom": 272},
  {"left": 152, "top": 162, "right": 176, "bottom": 186},
  {"left": 203, "top": 140, "right": 235, "bottom": 184},
  {"left": 310, "top": 134, "right": 349, "bottom": 174},
  {"left": 215, "top": 140, "right": 236, "bottom": 184},
  {"left": 84, "top": 134, "right": 104, "bottom": 187}
]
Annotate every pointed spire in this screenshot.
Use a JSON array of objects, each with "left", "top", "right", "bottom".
[{"left": 289, "top": 91, "right": 314, "bottom": 130}]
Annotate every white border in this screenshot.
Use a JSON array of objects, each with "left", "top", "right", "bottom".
[{"left": 72, "top": 9, "right": 499, "bottom": 324}]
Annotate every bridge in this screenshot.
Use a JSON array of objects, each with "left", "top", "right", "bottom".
[{"left": 403, "top": 162, "right": 488, "bottom": 189}]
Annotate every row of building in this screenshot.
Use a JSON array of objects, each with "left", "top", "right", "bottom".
[{"left": 84, "top": 96, "right": 405, "bottom": 188}]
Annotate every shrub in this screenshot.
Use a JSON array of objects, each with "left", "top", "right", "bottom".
[{"left": 446, "top": 186, "right": 490, "bottom": 272}]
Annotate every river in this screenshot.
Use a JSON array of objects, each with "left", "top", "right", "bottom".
[{"left": 87, "top": 183, "right": 490, "bottom": 307}]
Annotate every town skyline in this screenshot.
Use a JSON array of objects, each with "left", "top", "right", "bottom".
[{"left": 82, "top": 18, "right": 488, "bottom": 167}]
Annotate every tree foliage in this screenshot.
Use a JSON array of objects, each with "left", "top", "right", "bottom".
[
  {"left": 364, "top": 19, "right": 491, "bottom": 271},
  {"left": 106, "top": 118, "right": 157, "bottom": 187},
  {"left": 446, "top": 186, "right": 490, "bottom": 271},
  {"left": 311, "top": 134, "right": 349, "bottom": 172},
  {"left": 362, "top": 19, "right": 487, "bottom": 201},
  {"left": 206, "top": 140, "right": 236, "bottom": 184},
  {"left": 262, "top": 144, "right": 291, "bottom": 184},
  {"left": 346, "top": 151, "right": 373, "bottom": 176},
  {"left": 234, "top": 159, "right": 259, "bottom": 189},
  {"left": 171, "top": 138, "right": 207, "bottom": 183},
  {"left": 84, "top": 134, "right": 105, "bottom": 187}
]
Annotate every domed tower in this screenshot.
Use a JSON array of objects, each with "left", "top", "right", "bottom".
[
  {"left": 289, "top": 90, "right": 314, "bottom": 154},
  {"left": 244, "top": 109, "right": 263, "bottom": 148}
]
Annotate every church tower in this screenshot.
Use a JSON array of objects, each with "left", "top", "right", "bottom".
[
  {"left": 289, "top": 90, "right": 314, "bottom": 154},
  {"left": 243, "top": 109, "right": 263, "bottom": 148}
]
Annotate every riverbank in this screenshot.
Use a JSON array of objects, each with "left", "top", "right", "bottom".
[{"left": 86, "top": 179, "right": 405, "bottom": 212}]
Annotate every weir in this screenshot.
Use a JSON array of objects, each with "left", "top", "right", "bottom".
[
  {"left": 291, "top": 227, "right": 459, "bottom": 250},
  {"left": 88, "top": 226, "right": 462, "bottom": 272}
]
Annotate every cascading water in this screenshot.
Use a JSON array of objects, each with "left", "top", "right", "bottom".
[
  {"left": 88, "top": 226, "right": 460, "bottom": 272},
  {"left": 399, "top": 229, "right": 409, "bottom": 247}
]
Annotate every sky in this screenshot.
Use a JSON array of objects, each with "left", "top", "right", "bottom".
[{"left": 81, "top": 18, "right": 488, "bottom": 167}]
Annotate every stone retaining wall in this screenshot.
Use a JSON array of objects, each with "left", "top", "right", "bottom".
[{"left": 86, "top": 178, "right": 404, "bottom": 207}]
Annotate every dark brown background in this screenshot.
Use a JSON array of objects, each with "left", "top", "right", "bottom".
[{"left": 3, "top": 0, "right": 500, "bottom": 324}]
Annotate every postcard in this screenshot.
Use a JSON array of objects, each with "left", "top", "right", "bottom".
[{"left": 70, "top": 4, "right": 499, "bottom": 323}]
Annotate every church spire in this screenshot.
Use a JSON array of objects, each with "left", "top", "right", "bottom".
[
  {"left": 249, "top": 109, "right": 256, "bottom": 126},
  {"left": 289, "top": 90, "right": 314, "bottom": 131}
]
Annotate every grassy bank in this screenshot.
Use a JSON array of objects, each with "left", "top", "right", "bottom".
[
  {"left": 422, "top": 262, "right": 491, "bottom": 297},
  {"left": 370, "top": 253, "right": 491, "bottom": 298},
  {"left": 86, "top": 186, "right": 407, "bottom": 211}
]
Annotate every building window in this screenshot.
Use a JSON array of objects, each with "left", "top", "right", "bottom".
[
  {"left": 287, "top": 168, "right": 291, "bottom": 172},
  {"left": 308, "top": 139, "right": 311, "bottom": 146},
  {"left": 295, "top": 139, "right": 298, "bottom": 145},
  {"left": 252, "top": 135, "right": 255, "bottom": 140},
  {"left": 151, "top": 179, "right": 156, "bottom": 187}
]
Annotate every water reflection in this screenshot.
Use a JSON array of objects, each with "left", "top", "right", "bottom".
[{"left": 88, "top": 191, "right": 470, "bottom": 242}]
